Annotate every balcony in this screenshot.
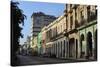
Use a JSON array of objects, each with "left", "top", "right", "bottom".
[
  {"left": 88, "top": 13, "right": 97, "bottom": 22},
  {"left": 63, "top": 29, "right": 68, "bottom": 36},
  {"left": 72, "top": 5, "right": 78, "bottom": 9},
  {"left": 79, "top": 18, "right": 86, "bottom": 26}
]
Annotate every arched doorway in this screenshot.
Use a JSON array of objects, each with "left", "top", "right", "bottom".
[
  {"left": 95, "top": 30, "right": 97, "bottom": 48},
  {"left": 87, "top": 32, "right": 93, "bottom": 58},
  {"left": 94, "top": 30, "right": 97, "bottom": 59},
  {"left": 55, "top": 43, "right": 57, "bottom": 57},
  {"left": 63, "top": 40, "right": 66, "bottom": 58},
  {"left": 80, "top": 34, "right": 85, "bottom": 58},
  {"left": 60, "top": 41, "right": 62, "bottom": 57},
  {"left": 76, "top": 39, "right": 78, "bottom": 58},
  {"left": 58, "top": 42, "right": 60, "bottom": 58},
  {"left": 56, "top": 43, "right": 58, "bottom": 58},
  {"left": 53, "top": 44, "right": 55, "bottom": 55},
  {"left": 69, "top": 38, "right": 75, "bottom": 57}
]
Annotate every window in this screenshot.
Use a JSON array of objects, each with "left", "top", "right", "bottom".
[
  {"left": 80, "top": 34, "right": 85, "bottom": 57},
  {"left": 75, "top": 9, "right": 77, "bottom": 18},
  {"left": 56, "top": 27, "right": 57, "bottom": 36},
  {"left": 36, "top": 17, "right": 41, "bottom": 24},
  {"left": 80, "top": 10, "right": 84, "bottom": 25},
  {"left": 64, "top": 23, "right": 66, "bottom": 30},
  {"left": 63, "top": 40, "right": 66, "bottom": 57},
  {"left": 70, "top": 4, "right": 72, "bottom": 8},
  {"left": 87, "top": 32, "right": 93, "bottom": 57},
  {"left": 61, "top": 25, "right": 62, "bottom": 32},
  {"left": 81, "top": 11, "right": 84, "bottom": 19},
  {"left": 87, "top": 6, "right": 91, "bottom": 22},
  {"left": 70, "top": 16, "right": 73, "bottom": 29},
  {"left": 57, "top": 26, "right": 59, "bottom": 34}
]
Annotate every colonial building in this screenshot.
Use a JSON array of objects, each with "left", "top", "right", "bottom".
[
  {"left": 39, "top": 4, "right": 97, "bottom": 60},
  {"left": 76, "top": 5, "right": 97, "bottom": 59},
  {"left": 31, "top": 12, "right": 57, "bottom": 55},
  {"left": 64, "top": 4, "right": 97, "bottom": 60},
  {"left": 40, "top": 15, "right": 67, "bottom": 58},
  {"left": 41, "top": 26, "right": 47, "bottom": 55}
]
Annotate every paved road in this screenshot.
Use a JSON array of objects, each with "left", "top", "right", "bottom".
[{"left": 17, "top": 55, "right": 95, "bottom": 66}]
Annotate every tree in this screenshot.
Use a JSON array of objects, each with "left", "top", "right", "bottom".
[{"left": 11, "top": 1, "right": 26, "bottom": 66}]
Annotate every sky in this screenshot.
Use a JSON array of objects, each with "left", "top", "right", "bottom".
[{"left": 16, "top": 1, "right": 65, "bottom": 45}]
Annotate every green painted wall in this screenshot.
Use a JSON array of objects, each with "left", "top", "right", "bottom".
[
  {"left": 78, "top": 22, "right": 97, "bottom": 58},
  {"left": 37, "top": 32, "right": 42, "bottom": 54}
]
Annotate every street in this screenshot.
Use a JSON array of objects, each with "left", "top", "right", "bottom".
[
  {"left": 16, "top": 55, "right": 94, "bottom": 66},
  {"left": 17, "top": 55, "right": 70, "bottom": 65}
]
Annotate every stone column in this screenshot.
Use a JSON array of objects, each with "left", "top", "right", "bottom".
[
  {"left": 54, "top": 44, "right": 56, "bottom": 55},
  {"left": 61, "top": 42, "right": 62, "bottom": 58},
  {"left": 57, "top": 43, "right": 58, "bottom": 58},
  {"left": 51, "top": 45, "right": 52, "bottom": 55},
  {"left": 67, "top": 38, "right": 69, "bottom": 59},
  {"left": 73, "top": 9, "right": 75, "bottom": 29},
  {"left": 62, "top": 43, "right": 63, "bottom": 58},
  {"left": 59, "top": 43, "right": 61, "bottom": 58},
  {"left": 53, "top": 44, "right": 54, "bottom": 55},
  {"left": 65, "top": 40, "right": 67, "bottom": 58},
  {"left": 60, "top": 42, "right": 62, "bottom": 58},
  {"left": 57, "top": 43, "right": 59, "bottom": 58}
]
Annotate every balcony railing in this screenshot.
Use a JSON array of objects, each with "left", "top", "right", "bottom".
[
  {"left": 88, "top": 13, "right": 97, "bottom": 22},
  {"left": 80, "top": 18, "right": 86, "bottom": 26},
  {"left": 79, "top": 14, "right": 97, "bottom": 27}
]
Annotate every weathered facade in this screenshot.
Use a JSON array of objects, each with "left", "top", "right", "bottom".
[
  {"left": 33, "top": 4, "right": 97, "bottom": 60},
  {"left": 40, "top": 15, "right": 67, "bottom": 58},
  {"left": 31, "top": 12, "right": 57, "bottom": 55},
  {"left": 37, "top": 32, "right": 42, "bottom": 55},
  {"left": 41, "top": 26, "right": 47, "bottom": 55},
  {"left": 64, "top": 4, "right": 97, "bottom": 59}
]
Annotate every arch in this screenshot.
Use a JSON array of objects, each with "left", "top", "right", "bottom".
[
  {"left": 55, "top": 43, "right": 56, "bottom": 56},
  {"left": 51, "top": 44, "right": 53, "bottom": 55},
  {"left": 53, "top": 44, "right": 55, "bottom": 55},
  {"left": 69, "top": 38, "right": 75, "bottom": 57},
  {"left": 80, "top": 34, "right": 85, "bottom": 57},
  {"left": 55, "top": 43, "right": 57, "bottom": 57},
  {"left": 87, "top": 31, "right": 93, "bottom": 57},
  {"left": 94, "top": 29, "right": 97, "bottom": 59},
  {"left": 81, "top": 34, "right": 84, "bottom": 41},
  {"left": 63, "top": 40, "right": 66, "bottom": 57},
  {"left": 56, "top": 43, "right": 58, "bottom": 58},
  {"left": 60, "top": 41, "right": 62, "bottom": 57},
  {"left": 56, "top": 43, "right": 57, "bottom": 57},
  {"left": 95, "top": 30, "right": 97, "bottom": 47},
  {"left": 76, "top": 39, "right": 78, "bottom": 58},
  {"left": 58, "top": 42, "right": 60, "bottom": 58}
]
